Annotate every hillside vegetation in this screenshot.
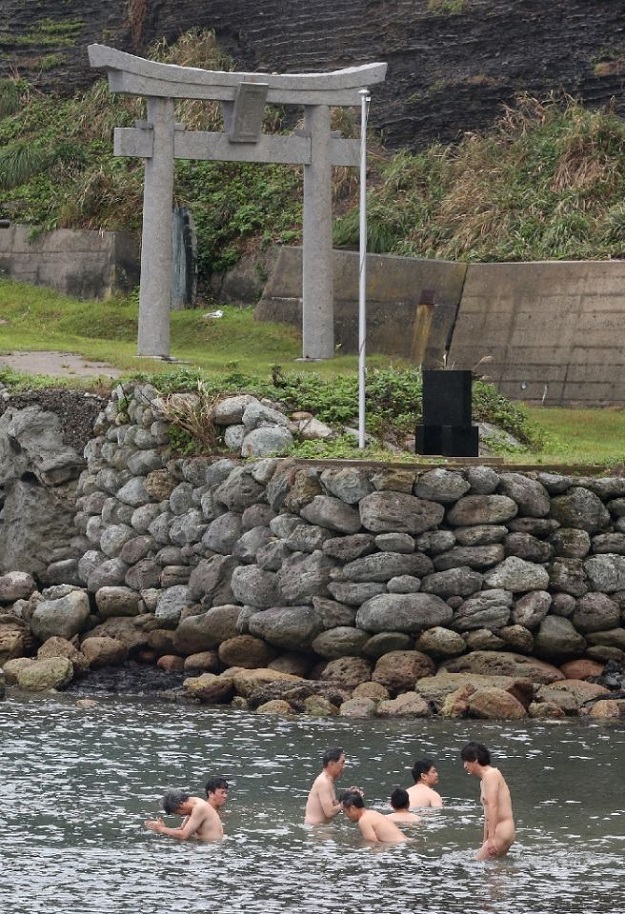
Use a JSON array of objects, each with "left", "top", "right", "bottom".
[{"left": 1, "top": 30, "right": 625, "bottom": 291}]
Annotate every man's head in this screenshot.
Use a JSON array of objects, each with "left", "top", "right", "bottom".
[
  {"left": 460, "top": 741, "right": 491, "bottom": 773},
  {"left": 390, "top": 787, "right": 410, "bottom": 811},
  {"left": 411, "top": 757, "right": 438, "bottom": 786},
  {"left": 162, "top": 788, "right": 191, "bottom": 815},
  {"left": 205, "top": 776, "right": 229, "bottom": 810},
  {"left": 322, "top": 746, "right": 346, "bottom": 779},
  {"left": 341, "top": 789, "right": 365, "bottom": 821}
]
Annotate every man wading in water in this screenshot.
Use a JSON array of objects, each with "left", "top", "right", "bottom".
[
  {"left": 304, "top": 746, "right": 350, "bottom": 825},
  {"left": 145, "top": 788, "right": 223, "bottom": 842},
  {"left": 461, "top": 742, "right": 515, "bottom": 860}
]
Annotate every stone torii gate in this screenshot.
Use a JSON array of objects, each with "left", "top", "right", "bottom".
[{"left": 88, "top": 44, "right": 387, "bottom": 360}]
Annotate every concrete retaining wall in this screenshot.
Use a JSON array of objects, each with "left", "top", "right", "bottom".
[
  {"left": 0, "top": 225, "right": 140, "bottom": 300},
  {"left": 256, "top": 250, "right": 625, "bottom": 407}
]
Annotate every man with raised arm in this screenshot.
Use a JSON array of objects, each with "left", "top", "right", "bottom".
[
  {"left": 304, "top": 746, "right": 348, "bottom": 825},
  {"left": 407, "top": 757, "right": 443, "bottom": 808},
  {"left": 460, "top": 741, "right": 515, "bottom": 859},
  {"left": 341, "top": 790, "right": 407, "bottom": 844},
  {"left": 145, "top": 788, "right": 224, "bottom": 842}
]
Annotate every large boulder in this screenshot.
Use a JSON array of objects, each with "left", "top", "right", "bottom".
[
  {"left": 30, "top": 589, "right": 91, "bottom": 642},
  {"left": 356, "top": 592, "right": 453, "bottom": 634},
  {"left": 441, "top": 650, "right": 564, "bottom": 683}
]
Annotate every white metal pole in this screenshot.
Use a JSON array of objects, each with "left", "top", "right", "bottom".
[{"left": 358, "top": 89, "right": 371, "bottom": 449}]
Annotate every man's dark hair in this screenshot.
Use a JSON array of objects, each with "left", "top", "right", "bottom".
[
  {"left": 162, "top": 788, "right": 190, "bottom": 814},
  {"left": 460, "top": 742, "right": 491, "bottom": 766},
  {"left": 411, "top": 757, "right": 435, "bottom": 783},
  {"left": 322, "top": 746, "right": 344, "bottom": 768},
  {"left": 205, "top": 776, "right": 229, "bottom": 796},
  {"left": 390, "top": 787, "right": 410, "bottom": 811},
  {"left": 341, "top": 789, "right": 365, "bottom": 810}
]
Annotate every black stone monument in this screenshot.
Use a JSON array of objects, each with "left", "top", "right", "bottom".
[{"left": 415, "top": 369, "right": 479, "bottom": 457}]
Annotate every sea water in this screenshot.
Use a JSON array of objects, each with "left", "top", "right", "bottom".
[{"left": 1, "top": 693, "right": 623, "bottom": 914}]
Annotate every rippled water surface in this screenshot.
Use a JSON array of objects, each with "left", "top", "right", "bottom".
[{"left": 1, "top": 694, "right": 624, "bottom": 914}]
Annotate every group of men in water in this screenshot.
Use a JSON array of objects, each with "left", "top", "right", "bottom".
[{"left": 145, "top": 741, "right": 515, "bottom": 860}]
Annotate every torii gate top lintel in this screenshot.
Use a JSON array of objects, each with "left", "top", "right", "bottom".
[{"left": 88, "top": 44, "right": 387, "bottom": 106}]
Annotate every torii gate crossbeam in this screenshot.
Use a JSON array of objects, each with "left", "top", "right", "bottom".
[{"left": 88, "top": 44, "right": 387, "bottom": 360}]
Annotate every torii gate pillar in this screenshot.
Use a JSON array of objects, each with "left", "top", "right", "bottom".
[{"left": 88, "top": 45, "right": 387, "bottom": 360}]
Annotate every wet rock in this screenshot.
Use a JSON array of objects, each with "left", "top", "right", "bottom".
[
  {"left": 339, "top": 697, "right": 377, "bottom": 718},
  {"left": 319, "top": 656, "right": 372, "bottom": 689},
  {"left": 218, "top": 634, "right": 277, "bottom": 669},
  {"left": 441, "top": 649, "right": 564, "bottom": 683},
  {"left": 17, "top": 656, "right": 74, "bottom": 691},
  {"left": 81, "top": 635, "right": 128, "bottom": 668},
  {"left": 376, "top": 691, "right": 430, "bottom": 717},
  {"left": 467, "top": 686, "right": 527, "bottom": 719},
  {"left": 371, "top": 650, "right": 435, "bottom": 692}
]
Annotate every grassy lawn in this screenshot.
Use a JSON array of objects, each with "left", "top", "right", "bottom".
[{"left": 2, "top": 277, "right": 625, "bottom": 468}]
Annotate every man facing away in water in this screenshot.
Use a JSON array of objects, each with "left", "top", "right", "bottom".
[
  {"left": 460, "top": 741, "right": 515, "bottom": 860},
  {"left": 145, "top": 788, "right": 223, "bottom": 841},
  {"left": 304, "top": 746, "right": 348, "bottom": 824},
  {"left": 386, "top": 787, "right": 422, "bottom": 825},
  {"left": 341, "top": 790, "right": 407, "bottom": 844},
  {"left": 407, "top": 757, "right": 443, "bottom": 808}
]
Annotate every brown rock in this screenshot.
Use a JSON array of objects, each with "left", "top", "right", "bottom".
[
  {"left": 268, "top": 652, "right": 315, "bottom": 677},
  {"left": 183, "top": 651, "right": 221, "bottom": 674},
  {"left": 352, "top": 681, "right": 390, "bottom": 701},
  {"left": 319, "top": 656, "right": 372, "bottom": 689},
  {"left": 528, "top": 701, "right": 566, "bottom": 719},
  {"left": 339, "top": 697, "right": 377, "bottom": 718},
  {"left": 439, "top": 684, "right": 474, "bottom": 719},
  {"left": 376, "top": 691, "right": 431, "bottom": 717},
  {"left": 548, "top": 679, "right": 610, "bottom": 707},
  {"left": 3, "top": 656, "right": 34, "bottom": 685},
  {"left": 441, "top": 650, "right": 564, "bottom": 684},
  {"left": 467, "top": 687, "right": 527, "bottom": 719},
  {"left": 80, "top": 636, "right": 129, "bottom": 668},
  {"left": 183, "top": 673, "right": 235, "bottom": 704},
  {"left": 559, "top": 658, "right": 605, "bottom": 680},
  {"left": 230, "top": 667, "right": 302, "bottom": 698},
  {"left": 218, "top": 634, "right": 278, "bottom": 669},
  {"left": 37, "top": 635, "right": 90, "bottom": 675},
  {"left": 256, "top": 699, "right": 295, "bottom": 714},
  {"left": 586, "top": 699, "right": 625, "bottom": 719},
  {"left": 372, "top": 650, "right": 436, "bottom": 693},
  {"left": 157, "top": 654, "right": 185, "bottom": 672},
  {"left": 303, "top": 695, "right": 338, "bottom": 717}
]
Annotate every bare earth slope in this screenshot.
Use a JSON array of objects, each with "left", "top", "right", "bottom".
[{"left": 0, "top": 0, "right": 623, "bottom": 148}]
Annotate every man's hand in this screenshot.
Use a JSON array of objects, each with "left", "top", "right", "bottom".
[{"left": 145, "top": 817, "right": 164, "bottom": 833}]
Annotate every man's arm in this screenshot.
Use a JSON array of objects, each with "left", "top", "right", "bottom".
[
  {"left": 358, "top": 818, "right": 380, "bottom": 843},
  {"left": 480, "top": 773, "right": 499, "bottom": 841},
  {"left": 145, "top": 806, "right": 205, "bottom": 840},
  {"left": 317, "top": 779, "right": 341, "bottom": 818}
]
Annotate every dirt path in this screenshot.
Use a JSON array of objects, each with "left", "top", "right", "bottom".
[{"left": 0, "top": 350, "right": 123, "bottom": 379}]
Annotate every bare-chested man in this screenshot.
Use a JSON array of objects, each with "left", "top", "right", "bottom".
[
  {"left": 386, "top": 787, "right": 422, "bottom": 825},
  {"left": 461, "top": 741, "right": 515, "bottom": 860},
  {"left": 341, "top": 790, "right": 407, "bottom": 844},
  {"left": 145, "top": 788, "right": 224, "bottom": 842},
  {"left": 407, "top": 757, "right": 443, "bottom": 808},
  {"left": 304, "top": 746, "right": 347, "bottom": 824},
  {"left": 205, "top": 776, "right": 229, "bottom": 816}
]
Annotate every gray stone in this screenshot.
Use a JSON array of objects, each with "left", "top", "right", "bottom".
[
  {"left": 125, "top": 558, "right": 161, "bottom": 592},
  {"left": 387, "top": 575, "right": 421, "bottom": 594},
  {"left": 507, "top": 517, "right": 560, "bottom": 537},
  {"left": 359, "top": 491, "right": 445, "bottom": 534},
  {"left": 466, "top": 466, "right": 501, "bottom": 494},
  {"left": 100, "top": 524, "right": 136, "bottom": 558},
  {"left": 326, "top": 581, "right": 386, "bottom": 605},
  {"left": 0, "top": 571, "right": 37, "bottom": 604},
  {"left": 213, "top": 467, "right": 267, "bottom": 511},
  {"left": 256, "top": 540, "right": 292, "bottom": 571},
  {"left": 169, "top": 482, "right": 195, "bottom": 515},
  {"left": 241, "top": 426, "right": 294, "bottom": 457},
  {"left": 205, "top": 458, "right": 240, "bottom": 487},
  {"left": 511, "top": 591, "right": 552, "bottom": 629},
  {"left": 285, "top": 524, "right": 334, "bottom": 553},
  {"left": 415, "top": 626, "right": 466, "bottom": 657},
  {"left": 374, "top": 532, "right": 415, "bottom": 553},
  {"left": 233, "top": 526, "right": 275, "bottom": 563},
  {"left": 102, "top": 498, "right": 134, "bottom": 526},
  {"left": 131, "top": 503, "right": 162, "bottom": 534},
  {"left": 483, "top": 556, "right": 550, "bottom": 592},
  {"left": 212, "top": 394, "right": 259, "bottom": 425},
  {"left": 95, "top": 586, "right": 142, "bottom": 618},
  {"left": 249, "top": 458, "right": 280, "bottom": 485},
  {"left": 277, "top": 550, "right": 336, "bottom": 604},
  {"left": 320, "top": 467, "right": 374, "bottom": 504},
  {"left": 550, "top": 592, "right": 577, "bottom": 617},
  {"left": 169, "top": 509, "right": 207, "bottom": 546},
  {"left": 241, "top": 504, "right": 275, "bottom": 531},
  {"left": 312, "top": 596, "right": 358, "bottom": 629},
  {"left": 584, "top": 554, "right": 625, "bottom": 593},
  {"left": 497, "top": 473, "right": 550, "bottom": 517},
  {"left": 322, "top": 533, "right": 376, "bottom": 562},
  {"left": 87, "top": 557, "right": 129, "bottom": 591},
  {"left": 188, "top": 555, "right": 240, "bottom": 604},
  {"left": 548, "top": 558, "right": 588, "bottom": 597},
  {"left": 504, "top": 533, "right": 553, "bottom": 563},
  {"left": 433, "top": 545, "right": 505, "bottom": 571},
  {"left": 421, "top": 567, "right": 484, "bottom": 598},
  {"left": 248, "top": 605, "right": 323, "bottom": 650},
  {"left": 202, "top": 512, "right": 243, "bottom": 554},
  {"left": 119, "top": 535, "right": 155, "bottom": 565},
  {"left": 224, "top": 424, "right": 246, "bottom": 450},
  {"left": 415, "top": 529, "right": 457, "bottom": 554},
  {"left": 116, "top": 477, "right": 153, "bottom": 507},
  {"left": 356, "top": 592, "right": 453, "bottom": 634},
  {"left": 242, "top": 401, "right": 290, "bottom": 430},
  {"left": 579, "top": 476, "right": 625, "bottom": 499},
  {"left": 548, "top": 528, "right": 591, "bottom": 558},
  {"left": 446, "top": 495, "right": 518, "bottom": 526},
  {"left": 550, "top": 487, "right": 610, "bottom": 533},
  {"left": 572, "top": 592, "right": 621, "bottom": 633},
  {"left": 154, "top": 585, "right": 192, "bottom": 625},
  {"left": 536, "top": 472, "right": 572, "bottom": 495},
  {"left": 591, "top": 533, "right": 625, "bottom": 555},
  {"left": 455, "top": 525, "right": 508, "bottom": 546},
  {"left": 269, "top": 513, "right": 302, "bottom": 539},
  {"left": 534, "top": 615, "right": 587, "bottom": 659},
  {"left": 31, "top": 589, "right": 91, "bottom": 641},
  {"left": 311, "top": 626, "right": 369, "bottom": 658},
  {"left": 453, "top": 589, "right": 512, "bottom": 632},
  {"left": 174, "top": 604, "right": 242, "bottom": 654},
  {"left": 340, "top": 551, "right": 433, "bottom": 583},
  {"left": 413, "top": 468, "right": 471, "bottom": 504},
  {"left": 231, "top": 565, "right": 281, "bottom": 608},
  {"left": 362, "top": 631, "right": 414, "bottom": 658},
  {"left": 300, "top": 495, "right": 362, "bottom": 533},
  {"left": 126, "top": 448, "right": 164, "bottom": 476}
]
